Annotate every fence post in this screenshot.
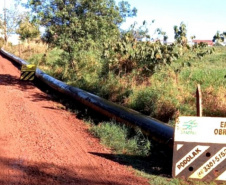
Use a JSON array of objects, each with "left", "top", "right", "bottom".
[{"left": 196, "top": 84, "right": 202, "bottom": 117}]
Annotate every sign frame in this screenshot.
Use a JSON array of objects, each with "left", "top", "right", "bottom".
[{"left": 172, "top": 116, "right": 226, "bottom": 182}]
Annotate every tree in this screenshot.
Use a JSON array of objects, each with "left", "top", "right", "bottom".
[
  {"left": 121, "top": 20, "right": 153, "bottom": 42},
  {"left": 0, "top": 0, "right": 29, "bottom": 44},
  {"left": 212, "top": 31, "right": 224, "bottom": 43},
  {"left": 16, "top": 16, "right": 40, "bottom": 41},
  {"left": 190, "top": 35, "right": 196, "bottom": 40},
  {"left": 174, "top": 22, "right": 187, "bottom": 46},
  {"left": 0, "top": 18, "right": 3, "bottom": 37},
  {"left": 28, "top": 0, "right": 137, "bottom": 69},
  {"left": 0, "top": 0, "right": 8, "bottom": 43},
  {"left": 156, "top": 28, "right": 168, "bottom": 44},
  {"left": 118, "top": 1, "right": 137, "bottom": 22},
  {"left": 223, "top": 32, "right": 226, "bottom": 38}
]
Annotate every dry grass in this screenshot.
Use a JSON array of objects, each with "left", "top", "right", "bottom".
[
  {"left": 4, "top": 41, "right": 48, "bottom": 61},
  {"left": 203, "top": 86, "right": 226, "bottom": 117}
]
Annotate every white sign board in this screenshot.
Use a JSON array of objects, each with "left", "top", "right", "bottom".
[{"left": 172, "top": 116, "right": 226, "bottom": 182}]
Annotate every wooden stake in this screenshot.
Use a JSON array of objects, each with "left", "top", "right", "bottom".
[
  {"left": 196, "top": 84, "right": 202, "bottom": 117},
  {"left": 19, "top": 40, "right": 21, "bottom": 58}
]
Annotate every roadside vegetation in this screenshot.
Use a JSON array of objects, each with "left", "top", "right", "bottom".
[
  {"left": 1, "top": 0, "right": 226, "bottom": 184},
  {"left": 2, "top": 0, "right": 225, "bottom": 124},
  {"left": 90, "top": 121, "right": 150, "bottom": 156},
  {"left": 5, "top": 36, "right": 225, "bottom": 124},
  {"left": 4, "top": 38, "right": 225, "bottom": 185}
]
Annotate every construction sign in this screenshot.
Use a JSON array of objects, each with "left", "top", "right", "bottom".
[
  {"left": 172, "top": 117, "right": 226, "bottom": 182},
  {"left": 20, "top": 64, "right": 36, "bottom": 81}
]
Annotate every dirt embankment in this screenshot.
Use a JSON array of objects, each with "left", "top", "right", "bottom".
[{"left": 0, "top": 54, "right": 149, "bottom": 185}]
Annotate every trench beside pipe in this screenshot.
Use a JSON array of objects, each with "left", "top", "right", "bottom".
[{"left": 0, "top": 48, "right": 174, "bottom": 147}]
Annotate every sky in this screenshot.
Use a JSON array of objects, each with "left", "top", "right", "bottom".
[
  {"left": 1, "top": 0, "right": 226, "bottom": 43},
  {"left": 115, "top": 0, "right": 226, "bottom": 42}
]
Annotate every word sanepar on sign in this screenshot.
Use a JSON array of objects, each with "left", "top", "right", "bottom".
[{"left": 172, "top": 117, "right": 226, "bottom": 182}]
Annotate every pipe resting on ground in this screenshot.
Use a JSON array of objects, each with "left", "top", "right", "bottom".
[{"left": 0, "top": 48, "right": 174, "bottom": 147}]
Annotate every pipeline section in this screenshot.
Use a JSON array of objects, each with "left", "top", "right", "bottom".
[{"left": 0, "top": 48, "right": 174, "bottom": 147}]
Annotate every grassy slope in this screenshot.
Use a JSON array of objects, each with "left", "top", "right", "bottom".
[{"left": 126, "top": 47, "right": 226, "bottom": 124}]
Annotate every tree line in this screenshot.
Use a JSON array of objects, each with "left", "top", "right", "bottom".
[{"left": 0, "top": 0, "right": 220, "bottom": 69}]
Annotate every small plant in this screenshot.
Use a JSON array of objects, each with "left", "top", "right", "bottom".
[{"left": 90, "top": 121, "right": 151, "bottom": 156}]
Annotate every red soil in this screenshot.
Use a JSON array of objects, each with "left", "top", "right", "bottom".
[{"left": 0, "top": 54, "right": 149, "bottom": 185}]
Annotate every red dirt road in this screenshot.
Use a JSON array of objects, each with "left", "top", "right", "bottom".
[{"left": 0, "top": 55, "right": 149, "bottom": 185}]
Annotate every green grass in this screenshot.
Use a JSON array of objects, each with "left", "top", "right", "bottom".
[
  {"left": 90, "top": 121, "right": 151, "bottom": 156},
  {"left": 125, "top": 46, "right": 226, "bottom": 124}
]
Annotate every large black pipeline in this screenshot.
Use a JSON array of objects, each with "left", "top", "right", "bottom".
[{"left": 0, "top": 48, "right": 174, "bottom": 147}]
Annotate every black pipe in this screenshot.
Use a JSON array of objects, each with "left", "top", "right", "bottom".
[{"left": 0, "top": 48, "right": 174, "bottom": 147}]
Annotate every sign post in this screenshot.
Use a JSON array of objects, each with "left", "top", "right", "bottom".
[
  {"left": 196, "top": 84, "right": 202, "bottom": 117},
  {"left": 172, "top": 116, "right": 226, "bottom": 182}
]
